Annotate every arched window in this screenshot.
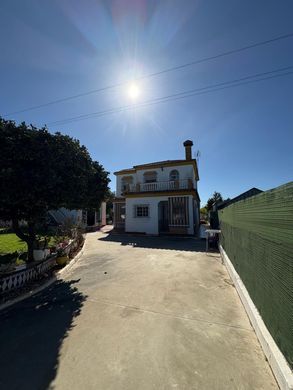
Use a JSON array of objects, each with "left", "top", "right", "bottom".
[
  {"left": 169, "top": 169, "right": 179, "bottom": 181},
  {"left": 121, "top": 176, "right": 133, "bottom": 192},
  {"left": 143, "top": 171, "right": 157, "bottom": 183}
]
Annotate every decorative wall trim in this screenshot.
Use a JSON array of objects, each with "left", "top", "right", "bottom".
[
  {"left": 0, "top": 240, "right": 80, "bottom": 295},
  {"left": 114, "top": 159, "right": 199, "bottom": 180},
  {"left": 125, "top": 189, "right": 196, "bottom": 198},
  {"left": 0, "top": 255, "right": 57, "bottom": 294},
  {"left": 0, "top": 236, "right": 86, "bottom": 312}
]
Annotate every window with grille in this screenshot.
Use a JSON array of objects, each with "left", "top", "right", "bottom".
[
  {"left": 143, "top": 171, "right": 157, "bottom": 183},
  {"left": 168, "top": 197, "right": 189, "bottom": 226},
  {"left": 169, "top": 169, "right": 179, "bottom": 181},
  {"left": 134, "top": 205, "right": 149, "bottom": 217},
  {"left": 121, "top": 176, "right": 133, "bottom": 192}
]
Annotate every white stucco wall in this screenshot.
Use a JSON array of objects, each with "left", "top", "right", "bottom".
[
  {"left": 116, "top": 163, "right": 197, "bottom": 196},
  {"left": 125, "top": 196, "right": 165, "bottom": 234},
  {"left": 95, "top": 202, "right": 107, "bottom": 225},
  {"left": 100, "top": 201, "right": 107, "bottom": 225},
  {"left": 125, "top": 195, "right": 195, "bottom": 235}
]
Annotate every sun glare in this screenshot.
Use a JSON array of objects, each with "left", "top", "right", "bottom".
[{"left": 127, "top": 82, "right": 140, "bottom": 101}]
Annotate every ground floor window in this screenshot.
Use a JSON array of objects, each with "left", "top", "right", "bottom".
[
  {"left": 134, "top": 205, "right": 149, "bottom": 217},
  {"left": 168, "top": 196, "right": 189, "bottom": 226}
]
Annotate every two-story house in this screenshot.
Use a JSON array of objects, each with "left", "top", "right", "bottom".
[{"left": 113, "top": 140, "right": 200, "bottom": 235}]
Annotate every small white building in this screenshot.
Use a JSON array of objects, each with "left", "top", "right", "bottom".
[
  {"left": 49, "top": 202, "right": 107, "bottom": 228},
  {"left": 113, "top": 140, "right": 200, "bottom": 236}
]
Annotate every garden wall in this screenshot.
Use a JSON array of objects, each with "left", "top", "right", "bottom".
[
  {"left": 0, "top": 238, "right": 80, "bottom": 295},
  {"left": 219, "top": 182, "right": 293, "bottom": 368},
  {"left": 0, "top": 255, "right": 57, "bottom": 294}
]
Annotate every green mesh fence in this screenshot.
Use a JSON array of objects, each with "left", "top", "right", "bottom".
[{"left": 219, "top": 182, "right": 293, "bottom": 368}]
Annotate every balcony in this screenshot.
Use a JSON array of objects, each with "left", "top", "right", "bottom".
[{"left": 123, "top": 179, "right": 194, "bottom": 194}]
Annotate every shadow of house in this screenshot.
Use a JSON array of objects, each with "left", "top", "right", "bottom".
[
  {"left": 0, "top": 279, "right": 87, "bottom": 390},
  {"left": 99, "top": 232, "right": 206, "bottom": 252}
]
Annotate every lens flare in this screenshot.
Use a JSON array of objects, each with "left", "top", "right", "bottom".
[{"left": 127, "top": 82, "right": 140, "bottom": 101}]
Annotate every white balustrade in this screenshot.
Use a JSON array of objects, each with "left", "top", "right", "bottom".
[{"left": 126, "top": 179, "right": 193, "bottom": 193}]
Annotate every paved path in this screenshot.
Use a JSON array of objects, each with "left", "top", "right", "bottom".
[{"left": 0, "top": 228, "right": 278, "bottom": 390}]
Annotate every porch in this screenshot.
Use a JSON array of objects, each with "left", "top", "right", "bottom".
[
  {"left": 114, "top": 195, "right": 197, "bottom": 236},
  {"left": 123, "top": 179, "right": 194, "bottom": 194}
]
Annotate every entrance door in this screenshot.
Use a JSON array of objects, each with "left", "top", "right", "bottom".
[
  {"left": 87, "top": 210, "right": 96, "bottom": 226},
  {"left": 158, "top": 201, "right": 169, "bottom": 233},
  {"left": 114, "top": 202, "right": 126, "bottom": 231}
]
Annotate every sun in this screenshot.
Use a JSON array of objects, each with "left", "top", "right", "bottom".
[{"left": 127, "top": 82, "right": 140, "bottom": 101}]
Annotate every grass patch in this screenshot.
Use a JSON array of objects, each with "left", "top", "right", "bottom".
[
  {"left": 0, "top": 233, "right": 27, "bottom": 254},
  {"left": 0, "top": 233, "right": 58, "bottom": 255}
]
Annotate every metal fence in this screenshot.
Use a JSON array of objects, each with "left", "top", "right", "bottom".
[{"left": 219, "top": 182, "right": 293, "bottom": 368}]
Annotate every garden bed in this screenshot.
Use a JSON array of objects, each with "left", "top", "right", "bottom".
[
  {"left": 0, "top": 233, "right": 70, "bottom": 273},
  {"left": 0, "top": 236, "right": 85, "bottom": 305}
]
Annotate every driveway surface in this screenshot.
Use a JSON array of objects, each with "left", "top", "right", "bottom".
[{"left": 0, "top": 228, "right": 278, "bottom": 390}]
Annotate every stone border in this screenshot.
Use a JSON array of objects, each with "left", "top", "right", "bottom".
[
  {"left": 220, "top": 245, "right": 293, "bottom": 390},
  {"left": 0, "top": 255, "right": 57, "bottom": 294},
  {"left": 0, "top": 237, "right": 86, "bottom": 312}
]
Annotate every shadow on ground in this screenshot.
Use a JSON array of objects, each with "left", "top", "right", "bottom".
[
  {"left": 0, "top": 279, "right": 86, "bottom": 390},
  {"left": 99, "top": 232, "right": 207, "bottom": 252}
]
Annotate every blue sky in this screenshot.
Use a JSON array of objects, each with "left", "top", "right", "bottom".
[{"left": 1, "top": 0, "right": 293, "bottom": 205}]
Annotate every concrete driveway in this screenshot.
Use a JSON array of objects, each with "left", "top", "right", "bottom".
[{"left": 0, "top": 228, "right": 278, "bottom": 390}]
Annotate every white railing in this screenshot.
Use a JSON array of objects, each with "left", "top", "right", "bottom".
[{"left": 126, "top": 179, "right": 193, "bottom": 193}]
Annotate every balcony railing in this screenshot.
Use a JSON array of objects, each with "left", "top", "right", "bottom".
[{"left": 123, "top": 179, "right": 194, "bottom": 193}]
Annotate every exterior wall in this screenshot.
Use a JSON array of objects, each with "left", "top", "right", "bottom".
[
  {"left": 116, "top": 164, "right": 196, "bottom": 197},
  {"left": 193, "top": 199, "right": 200, "bottom": 235},
  {"left": 187, "top": 195, "right": 195, "bottom": 235},
  {"left": 49, "top": 208, "right": 83, "bottom": 225},
  {"left": 93, "top": 202, "right": 107, "bottom": 226},
  {"left": 125, "top": 195, "right": 195, "bottom": 235},
  {"left": 100, "top": 202, "right": 107, "bottom": 225},
  {"left": 50, "top": 204, "right": 106, "bottom": 228},
  {"left": 126, "top": 196, "right": 166, "bottom": 235}
]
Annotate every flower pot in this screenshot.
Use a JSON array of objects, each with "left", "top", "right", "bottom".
[
  {"left": 33, "top": 249, "right": 45, "bottom": 261},
  {"left": 56, "top": 256, "right": 69, "bottom": 266}
]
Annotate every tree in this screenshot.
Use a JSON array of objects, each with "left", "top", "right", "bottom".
[
  {"left": 200, "top": 207, "right": 208, "bottom": 221},
  {"left": 0, "top": 119, "right": 110, "bottom": 262},
  {"left": 206, "top": 191, "right": 223, "bottom": 211}
]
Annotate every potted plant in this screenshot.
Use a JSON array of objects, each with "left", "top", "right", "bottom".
[
  {"left": 33, "top": 236, "right": 49, "bottom": 261},
  {"left": 50, "top": 245, "right": 57, "bottom": 254},
  {"left": 14, "top": 252, "right": 28, "bottom": 271},
  {"left": 44, "top": 247, "right": 51, "bottom": 258},
  {"left": 15, "top": 258, "right": 27, "bottom": 271},
  {"left": 56, "top": 247, "right": 69, "bottom": 266}
]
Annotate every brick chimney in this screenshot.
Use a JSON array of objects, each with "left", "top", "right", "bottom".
[{"left": 183, "top": 140, "right": 193, "bottom": 160}]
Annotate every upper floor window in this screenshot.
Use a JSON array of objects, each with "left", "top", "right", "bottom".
[
  {"left": 143, "top": 171, "right": 157, "bottom": 183},
  {"left": 121, "top": 176, "right": 133, "bottom": 192},
  {"left": 169, "top": 170, "right": 179, "bottom": 181}
]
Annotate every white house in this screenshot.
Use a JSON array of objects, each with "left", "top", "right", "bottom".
[{"left": 113, "top": 140, "right": 200, "bottom": 235}]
